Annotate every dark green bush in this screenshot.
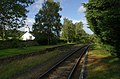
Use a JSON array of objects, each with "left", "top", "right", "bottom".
[{"left": 0, "top": 40, "right": 38, "bottom": 49}]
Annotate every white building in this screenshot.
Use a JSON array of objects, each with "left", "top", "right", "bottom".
[{"left": 21, "top": 26, "right": 35, "bottom": 40}]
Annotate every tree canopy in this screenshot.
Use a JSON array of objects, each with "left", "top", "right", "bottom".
[
  {"left": 84, "top": 0, "right": 120, "bottom": 58},
  {"left": 62, "top": 18, "right": 88, "bottom": 43},
  {"left": 62, "top": 18, "right": 75, "bottom": 43},
  {"left": 0, "top": 0, "right": 34, "bottom": 28},
  {"left": 0, "top": 0, "right": 34, "bottom": 39},
  {"left": 33, "top": 0, "right": 62, "bottom": 45}
]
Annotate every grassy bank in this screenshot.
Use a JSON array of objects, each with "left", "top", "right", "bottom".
[
  {"left": 0, "top": 45, "right": 76, "bottom": 79},
  {"left": 0, "top": 44, "right": 67, "bottom": 58},
  {"left": 87, "top": 49, "right": 120, "bottom": 79}
]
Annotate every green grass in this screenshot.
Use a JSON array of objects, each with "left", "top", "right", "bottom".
[
  {"left": 0, "top": 45, "right": 74, "bottom": 79},
  {"left": 0, "top": 44, "right": 67, "bottom": 58},
  {"left": 87, "top": 49, "right": 120, "bottom": 79},
  {"left": 91, "top": 49, "right": 111, "bottom": 56}
]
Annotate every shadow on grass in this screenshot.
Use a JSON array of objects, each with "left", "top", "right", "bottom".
[{"left": 87, "top": 56, "right": 120, "bottom": 79}]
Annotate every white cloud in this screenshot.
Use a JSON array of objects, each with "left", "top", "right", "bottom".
[
  {"left": 72, "top": 19, "right": 80, "bottom": 24},
  {"left": 25, "top": 18, "right": 35, "bottom": 31},
  {"left": 61, "top": 16, "right": 80, "bottom": 24},
  {"left": 80, "top": 18, "right": 87, "bottom": 25},
  {"left": 25, "top": 18, "right": 35, "bottom": 25},
  {"left": 78, "top": 5, "right": 86, "bottom": 12},
  {"left": 62, "top": 16, "right": 87, "bottom": 24},
  {"left": 18, "top": 18, "right": 35, "bottom": 31},
  {"left": 32, "top": 0, "right": 44, "bottom": 9},
  {"left": 83, "top": 25, "right": 93, "bottom": 34},
  {"left": 72, "top": 19, "right": 87, "bottom": 25}
]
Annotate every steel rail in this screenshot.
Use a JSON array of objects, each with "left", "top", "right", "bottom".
[
  {"left": 67, "top": 45, "right": 89, "bottom": 79},
  {"left": 79, "top": 47, "right": 90, "bottom": 79},
  {"left": 37, "top": 45, "right": 87, "bottom": 79}
]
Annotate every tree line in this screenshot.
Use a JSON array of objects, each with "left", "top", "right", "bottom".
[
  {"left": 0, "top": 0, "right": 95, "bottom": 46},
  {"left": 32, "top": 0, "right": 91, "bottom": 44},
  {"left": 1, "top": 0, "right": 119, "bottom": 59},
  {"left": 84, "top": 0, "right": 120, "bottom": 58},
  {"left": 62, "top": 18, "right": 90, "bottom": 43}
]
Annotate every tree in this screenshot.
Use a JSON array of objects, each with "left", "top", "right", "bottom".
[
  {"left": 62, "top": 18, "right": 75, "bottom": 43},
  {"left": 62, "top": 18, "right": 89, "bottom": 43},
  {"left": 5, "top": 29, "right": 23, "bottom": 39},
  {"left": 33, "top": 0, "right": 62, "bottom": 45},
  {"left": 74, "top": 22, "right": 86, "bottom": 43},
  {"left": 84, "top": 0, "right": 120, "bottom": 58},
  {"left": 0, "top": 0, "right": 34, "bottom": 40}
]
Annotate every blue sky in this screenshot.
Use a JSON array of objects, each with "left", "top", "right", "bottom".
[{"left": 24, "top": 0, "right": 93, "bottom": 34}]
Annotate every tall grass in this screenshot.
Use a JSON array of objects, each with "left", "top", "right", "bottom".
[
  {"left": 87, "top": 49, "right": 120, "bottom": 79},
  {"left": 0, "top": 45, "right": 73, "bottom": 79},
  {"left": 0, "top": 44, "right": 67, "bottom": 58}
]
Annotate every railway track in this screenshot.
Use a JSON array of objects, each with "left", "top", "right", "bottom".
[{"left": 37, "top": 45, "right": 89, "bottom": 79}]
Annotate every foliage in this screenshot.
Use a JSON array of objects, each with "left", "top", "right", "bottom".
[
  {"left": 62, "top": 18, "right": 75, "bottom": 43},
  {"left": 33, "top": 0, "right": 62, "bottom": 45},
  {"left": 0, "top": 0, "right": 34, "bottom": 39},
  {"left": 62, "top": 18, "right": 89, "bottom": 43},
  {"left": 84, "top": 0, "right": 120, "bottom": 58},
  {"left": 6, "top": 29, "right": 24, "bottom": 39},
  {"left": 0, "top": 40, "right": 38, "bottom": 50},
  {"left": 74, "top": 22, "right": 84, "bottom": 42}
]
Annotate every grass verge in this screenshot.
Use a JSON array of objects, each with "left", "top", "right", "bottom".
[
  {"left": 0, "top": 44, "right": 67, "bottom": 59},
  {"left": 0, "top": 45, "right": 76, "bottom": 79},
  {"left": 87, "top": 49, "right": 120, "bottom": 79}
]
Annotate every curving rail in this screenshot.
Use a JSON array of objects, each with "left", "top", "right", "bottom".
[{"left": 37, "top": 44, "right": 90, "bottom": 79}]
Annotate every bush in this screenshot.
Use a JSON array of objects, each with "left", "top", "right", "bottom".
[{"left": 0, "top": 40, "right": 38, "bottom": 49}]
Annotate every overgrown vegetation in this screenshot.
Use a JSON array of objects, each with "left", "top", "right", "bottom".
[
  {"left": 0, "top": 45, "right": 75, "bottom": 79},
  {"left": 0, "top": 40, "right": 38, "bottom": 50},
  {"left": 0, "top": 44, "right": 67, "bottom": 58},
  {"left": 84, "top": 0, "right": 120, "bottom": 58},
  {"left": 61, "top": 18, "right": 90, "bottom": 43},
  {"left": 87, "top": 49, "right": 120, "bottom": 79}
]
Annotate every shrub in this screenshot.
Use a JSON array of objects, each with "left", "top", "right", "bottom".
[{"left": 0, "top": 40, "right": 38, "bottom": 49}]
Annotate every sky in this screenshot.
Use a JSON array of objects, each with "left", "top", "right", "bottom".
[{"left": 23, "top": 0, "right": 93, "bottom": 34}]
